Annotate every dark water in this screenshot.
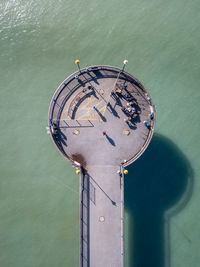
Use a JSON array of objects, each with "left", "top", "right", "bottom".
[
  {"left": 0, "top": 0, "right": 200, "bottom": 266},
  {"left": 125, "top": 134, "right": 193, "bottom": 267}
]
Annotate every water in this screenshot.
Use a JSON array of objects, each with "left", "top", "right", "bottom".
[{"left": 0, "top": 0, "right": 200, "bottom": 266}]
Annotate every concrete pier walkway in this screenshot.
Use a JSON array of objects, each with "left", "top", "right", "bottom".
[
  {"left": 80, "top": 165, "right": 124, "bottom": 267},
  {"left": 48, "top": 65, "right": 155, "bottom": 266}
]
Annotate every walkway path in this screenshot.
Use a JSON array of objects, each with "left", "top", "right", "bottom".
[{"left": 80, "top": 165, "right": 124, "bottom": 267}]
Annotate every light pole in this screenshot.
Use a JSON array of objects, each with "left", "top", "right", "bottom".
[{"left": 122, "top": 60, "right": 128, "bottom": 72}]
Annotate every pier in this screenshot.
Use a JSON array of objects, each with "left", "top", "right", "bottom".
[{"left": 48, "top": 64, "right": 155, "bottom": 266}]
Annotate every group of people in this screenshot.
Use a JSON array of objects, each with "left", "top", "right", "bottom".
[
  {"left": 122, "top": 101, "right": 138, "bottom": 122},
  {"left": 144, "top": 113, "right": 154, "bottom": 128},
  {"left": 111, "top": 84, "right": 139, "bottom": 123}
]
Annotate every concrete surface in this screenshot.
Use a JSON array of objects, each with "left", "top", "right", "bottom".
[
  {"left": 80, "top": 165, "right": 124, "bottom": 267},
  {"left": 48, "top": 66, "right": 155, "bottom": 266},
  {"left": 48, "top": 66, "right": 155, "bottom": 167}
]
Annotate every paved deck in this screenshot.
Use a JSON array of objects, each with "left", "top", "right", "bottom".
[
  {"left": 48, "top": 66, "right": 155, "bottom": 167},
  {"left": 80, "top": 165, "right": 124, "bottom": 267},
  {"left": 48, "top": 66, "right": 155, "bottom": 266}
]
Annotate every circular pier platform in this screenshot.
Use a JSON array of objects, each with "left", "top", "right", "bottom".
[{"left": 48, "top": 65, "right": 155, "bottom": 167}]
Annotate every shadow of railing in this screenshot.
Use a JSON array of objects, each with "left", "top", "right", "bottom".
[
  {"left": 89, "top": 174, "right": 116, "bottom": 206},
  {"left": 80, "top": 170, "right": 90, "bottom": 267},
  {"left": 59, "top": 120, "right": 94, "bottom": 129},
  {"left": 125, "top": 134, "right": 194, "bottom": 267}
]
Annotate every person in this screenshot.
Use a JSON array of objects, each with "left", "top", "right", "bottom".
[
  {"left": 127, "top": 102, "right": 134, "bottom": 107},
  {"left": 124, "top": 117, "right": 132, "bottom": 122},
  {"left": 115, "top": 88, "right": 122, "bottom": 94},
  {"left": 129, "top": 101, "right": 134, "bottom": 106},
  {"left": 103, "top": 131, "right": 106, "bottom": 136},
  {"left": 150, "top": 113, "right": 154, "bottom": 120},
  {"left": 126, "top": 106, "right": 135, "bottom": 114},
  {"left": 124, "top": 93, "right": 129, "bottom": 99},
  {"left": 133, "top": 113, "right": 137, "bottom": 118},
  {"left": 144, "top": 120, "right": 150, "bottom": 127}
]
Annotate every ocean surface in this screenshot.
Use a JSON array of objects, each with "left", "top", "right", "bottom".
[{"left": 0, "top": 0, "right": 200, "bottom": 266}]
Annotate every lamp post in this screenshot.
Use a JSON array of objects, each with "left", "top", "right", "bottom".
[{"left": 122, "top": 60, "right": 128, "bottom": 71}]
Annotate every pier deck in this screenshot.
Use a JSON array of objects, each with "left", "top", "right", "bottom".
[
  {"left": 80, "top": 165, "right": 124, "bottom": 267},
  {"left": 48, "top": 65, "right": 155, "bottom": 266}
]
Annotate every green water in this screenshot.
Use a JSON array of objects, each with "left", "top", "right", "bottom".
[{"left": 0, "top": 0, "right": 200, "bottom": 266}]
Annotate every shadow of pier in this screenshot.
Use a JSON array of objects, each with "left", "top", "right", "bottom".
[{"left": 125, "top": 134, "right": 194, "bottom": 267}]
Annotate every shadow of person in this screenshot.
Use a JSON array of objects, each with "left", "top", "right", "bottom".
[
  {"left": 97, "top": 110, "right": 107, "bottom": 122},
  {"left": 124, "top": 134, "right": 194, "bottom": 267},
  {"left": 107, "top": 102, "right": 120, "bottom": 118},
  {"left": 94, "top": 107, "right": 107, "bottom": 122},
  {"left": 105, "top": 134, "right": 116, "bottom": 146}
]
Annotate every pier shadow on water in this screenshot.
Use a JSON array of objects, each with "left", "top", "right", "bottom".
[{"left": 125, "top": 134, "right": 194, "bottom": 267}]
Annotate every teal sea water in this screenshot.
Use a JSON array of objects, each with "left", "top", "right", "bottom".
[{"left": 0, "top": 0, "right": 200, "bottom": 266}]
